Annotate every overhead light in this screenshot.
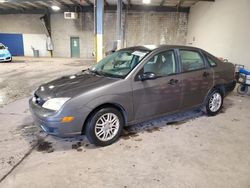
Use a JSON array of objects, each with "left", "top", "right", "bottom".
[
  {"left": 0, "top": 0, "right": 7, "bottom": 3},
  {"left": 51, "top": 5, "right": 60, "bottom": 11},
  {"left": 142, "top": 0, "right": 151, "bottom": 4}
]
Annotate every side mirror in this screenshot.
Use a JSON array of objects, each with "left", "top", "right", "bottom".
[
  {"left": 139, "top": 72, "right": 157, "bottom": 81},
  {"left": 5, "top": 47, "right": 8, "bottom": 50}
]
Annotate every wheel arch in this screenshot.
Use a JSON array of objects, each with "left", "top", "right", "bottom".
[
  {"left": 81, "top": 103, "right": 128, "bottom": 134},
  {"left": 213, "top": 84, "right": 226, "bottom": 97},
  {"left": 203, "top": 84, "right": 226, "bottom": 106}
]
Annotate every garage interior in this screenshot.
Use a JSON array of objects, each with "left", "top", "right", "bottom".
[{"left": 0, "top": 0, "right": 250, "bottom": 187}]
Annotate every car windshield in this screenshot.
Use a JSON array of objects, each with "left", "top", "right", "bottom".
[
  {"left": 90, "top": 50, "right": 150, "bottom": 78},
  {"left": 0, "top": 45, "right": 5, "bottom": 50}
]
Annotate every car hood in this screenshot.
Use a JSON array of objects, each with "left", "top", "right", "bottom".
[
  {"left": 35, "top": 72, "right": 118, "bottom": 100},
  {"left": 0, "top": 49, "right": 10, "bottom": 55}
]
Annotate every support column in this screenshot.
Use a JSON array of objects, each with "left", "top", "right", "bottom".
[
  {"left": 116, "top": 0, "right": 123, "bottom": 50},
  {"left": 95, "top": 0, "right": 104, "bottom": 62}
]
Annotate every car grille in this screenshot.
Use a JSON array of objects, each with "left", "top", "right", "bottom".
[{"left": 33, "top": 93, "right": 45, "bottom": 106}]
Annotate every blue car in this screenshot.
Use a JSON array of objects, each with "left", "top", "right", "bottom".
[{"left": 0, "top": 43, "right": 12, "bottom": 62}]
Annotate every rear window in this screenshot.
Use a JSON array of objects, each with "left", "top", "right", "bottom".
[{"left": 179, "top": 50, "right": 205, "bottom": 72}]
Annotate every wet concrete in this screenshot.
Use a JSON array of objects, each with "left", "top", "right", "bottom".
[
  {"left": 36, "top": 139, "right": 54, "bottom": 153},
  {"left": 0, "top": 57, "right": 94, "bottom": 182},
  {"left": 0, "top": 57, "right": 94, "bottom": 107}
]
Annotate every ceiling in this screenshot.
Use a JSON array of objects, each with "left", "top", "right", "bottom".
[{"left": 0, "top": 0, "right": 215, "bottom": 14}]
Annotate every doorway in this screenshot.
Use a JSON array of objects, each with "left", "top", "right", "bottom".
[{"left": 70, "top": 37, "right": 80, "bottom": 58}]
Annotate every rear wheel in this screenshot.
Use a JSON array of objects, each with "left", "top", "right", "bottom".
[
  {"left": 206, "top": 90, "right": 223, "bottom": 116},
  {"left": 237, "top": 84, "right": 248, "bottom": 95},
  {"left": 85, "top": 107, "right": 124, "bottom": 146}
]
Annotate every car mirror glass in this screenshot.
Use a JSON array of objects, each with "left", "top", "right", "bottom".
[{"left": 139, "top": 72, "right": 157, "bottom": 81}]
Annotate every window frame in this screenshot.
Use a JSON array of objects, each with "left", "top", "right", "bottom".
[
  {"left": 92, "top": 49, "right": 150, "bottom": 79},
  {"left": 203, "top": 53, "right": 218, "bottom": 67},
  {"left": 178, "top": 49, "right": 207, "bottom": 73},
  {"left": 140, "top": 49, "right": 179, "bottom": 78}
]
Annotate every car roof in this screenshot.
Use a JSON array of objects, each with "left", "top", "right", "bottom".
[{"left": 121, "top": 45, "right": 202, "bottom": 52}]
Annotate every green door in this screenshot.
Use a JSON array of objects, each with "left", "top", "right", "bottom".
[{"left": 70, "top": 37, "right": 80, "bottom": 58}]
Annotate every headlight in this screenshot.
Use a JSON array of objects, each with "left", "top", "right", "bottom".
[{"left": 42, "top": 98, "right": 70, "bottom": 111}]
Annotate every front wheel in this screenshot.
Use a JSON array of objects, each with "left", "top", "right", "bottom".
[
  {"left": 85, "top": 107, "right": 124, "bottom": 146},
  {"left": 206, "top": 90, "right": 223, "bottom": 116}
]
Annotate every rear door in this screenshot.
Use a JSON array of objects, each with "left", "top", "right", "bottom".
[
  {"left": 132, "top": 50, "right": 182, "bottom": 121},
  {"left": 178, "top": 49, "right": 213, "bottom": 109}
]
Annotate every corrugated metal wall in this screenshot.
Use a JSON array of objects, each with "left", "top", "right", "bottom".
[{"left": 0, "top": 33, "right": 24, "bottom": 56}]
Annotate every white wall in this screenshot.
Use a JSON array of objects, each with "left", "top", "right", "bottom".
[
  {"left": 23, "top": 34, "right": 48, "bottom": 57},
  {"left": 187, "top": 0, "right": 250, "bottom": 68}
]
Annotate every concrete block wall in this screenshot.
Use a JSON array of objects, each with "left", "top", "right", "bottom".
[
  {"left": 0, "top": 12, "right": 188, "bottom": 58},
  {"left": 125, "top": 12, "right": 188, "bottom": 47},
  {"left": 0, "top": 14, "right": 48, "bottom": 57},
  {"left": 0, "top": 14, "right": 45, "bottom": 34},
  {"left": 51, "top": 13, "right": 95, "bottom": 59},
  {"left": 51, "top": 11, "right": 188, "bottom": 59}
]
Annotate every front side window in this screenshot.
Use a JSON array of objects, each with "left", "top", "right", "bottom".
[
  {"left": 90, "top": 50, "right": 149, "bottom": 78},
  {"left": 143, "top": 50, "right": 177, "bottom": 76},
  {"left": 0, "top": 45, "right": 5, "bottom": 50},
  {"left": 180, "top": 50, "right": 205, "bottom": 72}
]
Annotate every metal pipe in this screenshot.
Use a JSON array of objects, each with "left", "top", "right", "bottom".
[{"left": 116, "top": 0, "right": 122, "bottom": 50}]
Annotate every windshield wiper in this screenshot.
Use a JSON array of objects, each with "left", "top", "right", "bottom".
[
  {"left": 88, "top": 69, "right": 104, "bottom": 76},
  {"left": 88, "top": 68, "right": 123, "bottom": 79}
]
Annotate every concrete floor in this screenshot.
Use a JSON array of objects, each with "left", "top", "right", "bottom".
[{"left": 0, "top": 57, "right": 249, "bottom": 188}]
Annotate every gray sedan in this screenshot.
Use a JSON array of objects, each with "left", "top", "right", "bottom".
[{"left": 29, "top": 45, "right": 236, "bottom": 146}]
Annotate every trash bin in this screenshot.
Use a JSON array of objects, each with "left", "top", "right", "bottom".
[{"left": 33, "top": 50, "right": 39, "bottom": 57}]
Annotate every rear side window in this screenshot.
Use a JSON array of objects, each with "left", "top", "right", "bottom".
[
  {"left": 207, "top": 56, "right": 217, "bottom": 67},
  {"left": 179, "top": 50, "right": 205, "bottom": 72}
]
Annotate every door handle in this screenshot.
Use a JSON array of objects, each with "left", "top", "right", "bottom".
[
  {"left": 203, "top": 72, "right": 210, "bottom": 77},
  {"left": 168, "top": 79, "right": 178, "bottom": 85}
]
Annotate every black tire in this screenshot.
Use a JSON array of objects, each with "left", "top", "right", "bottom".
[
  {"left": 237, "top": 84, "right": 248, "bottom": 95},
  {"left": 85, "top": 107, "right": 124, "bottom": 147},
  {"left": 206, "top": 90, "right": 224, "bottom": 116}
]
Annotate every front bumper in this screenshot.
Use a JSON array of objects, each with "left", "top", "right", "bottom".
[
  {"left": 0, "top": 56, "right": 11, "bottom": 62},
  {"left": 29, "top": 98, "right": 86, "bottom": 137}
]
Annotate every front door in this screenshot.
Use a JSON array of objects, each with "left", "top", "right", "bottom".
[
  {"left": 178, "top": 49, "right": 214, "bottom": 109},
  {"left": 132, "top": 50, "right": 181, "bottom": 121},
  {"left": 70, "top": 37, "right": 80, "bottom": 58}
]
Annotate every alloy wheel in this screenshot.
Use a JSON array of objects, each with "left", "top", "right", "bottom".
[
  {"left": 94, "top": 113, "right": 120, "bottom": 141},
  {"left": 209, "top": 92, "right": 222, "bottom": 112}
]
